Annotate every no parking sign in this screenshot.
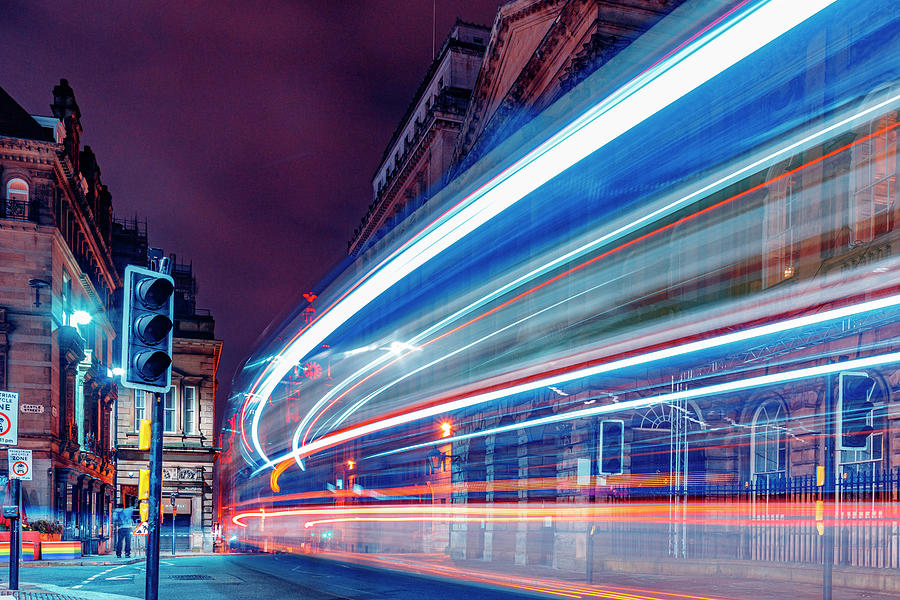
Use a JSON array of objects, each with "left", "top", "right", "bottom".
[
  {"left": 0, "top": 391, "right": 17, "bottom": 446},
  {"left": 8, "top": 449, "right": 31, "bottom": 481}
]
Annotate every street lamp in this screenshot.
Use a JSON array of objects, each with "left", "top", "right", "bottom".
[
  {"left": 426, "top": 447, "right": 446, "bottom": 475},
  {"left": 71, "top": 310, "right": 92, "bottom": 326}
]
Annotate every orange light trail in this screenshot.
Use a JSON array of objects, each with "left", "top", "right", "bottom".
[{"left": 285, "top": 118, "right": 900, "bottom": 465}]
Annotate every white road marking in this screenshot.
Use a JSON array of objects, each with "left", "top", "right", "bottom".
[{"left": 77, "top": 562, "right": 128, "bottom": 586}]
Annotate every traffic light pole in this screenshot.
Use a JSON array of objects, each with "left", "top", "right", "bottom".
[
  {"left": 146, "top": 391, "right": 165, "bottom": 600},
  {"left": 8, "top": 478, "right": 20, "bottom": 590},
  {"left": 586, "top": 419, "right": 597, "bottom": 584}
]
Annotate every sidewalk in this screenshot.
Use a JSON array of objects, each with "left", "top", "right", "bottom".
[
  {"left": 21, "top": 558, "right": 142, "bottom": 569},
  {"left": 21, "top": 550, "right": 225, "bottom": 568},
  {"left": 1, "top": 583, "right": 139, "bottom": 600}
]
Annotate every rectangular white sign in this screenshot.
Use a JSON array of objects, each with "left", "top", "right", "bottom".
[
  {"left": 8, "top": 448, "right": 31, "bottom": 481},
  {"left": 20, "top": 404, "right": 44, "bottom": 414},
  {"left": 0, "top": 391, "right": 18, "bottom": 446}
]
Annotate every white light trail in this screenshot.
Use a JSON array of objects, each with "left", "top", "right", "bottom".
[
  {"left": 280, "top": 292, "right": 900, "bottom": 464},
  {"left": 245, "top": 0, "right": 839, "bottom": 464},
  {"left": 291, "top": 89, "right": 900, "bottom": 451},
  {"left": 370, "top": 350, "right": 900, "bottom": 460}
]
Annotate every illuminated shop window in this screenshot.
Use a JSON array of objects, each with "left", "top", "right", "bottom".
[
  {"left": 751, "top": 400, "right": 787, "bottom": 486},
  {"left": 851, "top": 111, "right": 897, "bottom": 245}
]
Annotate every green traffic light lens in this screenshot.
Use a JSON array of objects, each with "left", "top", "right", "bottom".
[{"left": 134, "top": 350, "right": 173, "bottom": 380}]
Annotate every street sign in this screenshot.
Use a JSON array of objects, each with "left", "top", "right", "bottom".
[
  {"left": 8, "top": 449, "right": 31, "bottom": 481},
  {"left": 0, "top": 392, "right": 18, "bottom": 446},
  {"left": 20, "top": 404, "right": 43, "bottom": 414}
]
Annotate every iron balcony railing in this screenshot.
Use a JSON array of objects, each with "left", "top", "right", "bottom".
[{"left": 0, "top": 198, "right": 38, "bottom": 222}]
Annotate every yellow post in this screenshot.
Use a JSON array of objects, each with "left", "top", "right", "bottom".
[
  {"left": 139, "top": 419, "right": 152, "bottom": 451},
  {"left": 138, "top": 469, "right": 150, "bottom": 500}
]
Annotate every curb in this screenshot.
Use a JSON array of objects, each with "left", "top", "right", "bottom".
[{"left": 23, "top": 558, "right": 143, "bottom": 568}]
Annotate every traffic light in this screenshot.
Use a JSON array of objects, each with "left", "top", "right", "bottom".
[
  {"left": 120, "top": 265, "right": 174, "bottom": 393},
  {"left": 838, "top": 371, "right": 876, "bottom": 450},
  {"left": 598, "top": 420, "right": 624, "bottom": 475}
]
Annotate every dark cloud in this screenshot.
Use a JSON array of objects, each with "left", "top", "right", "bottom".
[{"left": 0, "top": 0, "right": 501, "bottom": 431}]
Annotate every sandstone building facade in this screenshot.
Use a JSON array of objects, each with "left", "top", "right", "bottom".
[{"left": 0, "top": 80, "right": 119, "bottom": 555}]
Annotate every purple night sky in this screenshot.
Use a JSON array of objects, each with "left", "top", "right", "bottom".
[{"left": 0, "top": 1, "right": 501, "bottom": 429}]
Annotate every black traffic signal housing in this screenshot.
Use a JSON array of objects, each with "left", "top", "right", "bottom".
[
  {"left": 838, "top": 371, "right": 876, "bottom": 451},
  {"left": 599, "top": 420, "right": 624, "bottom": 475},
  {"left": 120, "top": 264, "right": 174, "bottom": 393}
]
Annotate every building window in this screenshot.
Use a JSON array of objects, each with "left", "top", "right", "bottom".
[
  {"left": 6, "top": 178, "right": 28, "bottom": 202},
  {"left": 61, "top": 270, "right": 72, "bottom": 326},
  {"left": 183, "top": 386, "right": 196, "bottom": 435},
  {"left": 751, "top": 400, "right": 787, "bottom": 486},
  {"left": 134, "top": 391, "right": 146, "bottom": 430},
  {"left": 4, "top": 178, "right": 29, "bottom": 220},
  {"left": 164, "top": 388, "right": 177, "bottom": 433},
  {"left": 851, "top": 111, "right": 897, "bottom": 244},
  {"left": 763, "top": 169, "right": 799, "bottom": 287}
]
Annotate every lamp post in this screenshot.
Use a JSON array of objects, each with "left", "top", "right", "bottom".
[{"left": 427, "top": 447, "right": 446, "bottom": 475}]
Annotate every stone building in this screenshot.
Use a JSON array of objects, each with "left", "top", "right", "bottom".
[
  {"left": 112, "top": 229, "right": 222, "bottom": 552},
  {"left": 348, "top": 20, "right": 490, "bottom": 257},
  {"left": 328, "top": 0, "right": 900, "bottom": 577},
  {"left": 0, "top": 80, "right": 119, "bottom": 555}
]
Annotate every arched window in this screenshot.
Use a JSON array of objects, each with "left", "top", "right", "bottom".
[
  {"left": 751, "top": 400, "right": 787, "bottom": 485},
  {"left": 6, "top": 178, "right": 28, "bottom": 202},
  {"left": 850, "top": 111, "right": 897, "bottom": 244}
]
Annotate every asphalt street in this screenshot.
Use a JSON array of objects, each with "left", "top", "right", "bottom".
[
  {"left": 8, "top": 553, "right": 899, "bottom": 600},
  {"left": 13, "top": 554, "right": 534, "bottom": 600}
]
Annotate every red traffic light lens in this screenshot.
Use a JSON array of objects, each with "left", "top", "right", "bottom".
[{"left": 136, "top": 277, "right": 174, "bottom": 309}]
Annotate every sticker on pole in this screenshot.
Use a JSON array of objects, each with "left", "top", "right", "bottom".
[
  {"left": 0, "top": 391, "right": 18, "bottom": 446},
  {"left": 8, "top": 448, "right": 31, "bottom": 481}
]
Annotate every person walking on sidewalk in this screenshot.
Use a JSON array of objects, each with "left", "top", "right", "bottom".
[{"left": 113, "top": 502, "right": 132, "bottom": 558}]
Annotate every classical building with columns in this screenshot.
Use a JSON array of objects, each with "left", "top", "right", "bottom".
[
  {"left": 0, "top": 79, "right": 119, "bottom": 555},
  {"left": 348, "top": 20, "right": 489, "bottom": 257}
]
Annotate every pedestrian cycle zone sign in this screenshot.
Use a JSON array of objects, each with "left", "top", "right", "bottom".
[
  {"left": 8, "top": 448, "right": 31, "bottom": 481},
  {"left": 0, "top": 391, "right": 17, "bottom": 446}
]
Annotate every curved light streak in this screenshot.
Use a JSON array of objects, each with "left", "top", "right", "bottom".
[
  {"left": 368, "top": 350, "right": 900, "bottom": 461},
  {"left": 272, "top": 292, "right": 900, "bottom": 464},
  {"left": 243, "top": 0, "right": 839, "bottom": 465},
  {"left": 288, "top": 94, "right": 900, "bottom": 460}
]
